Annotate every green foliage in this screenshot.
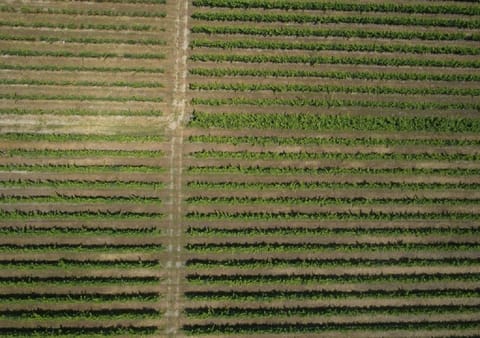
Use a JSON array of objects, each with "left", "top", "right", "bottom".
[
  {"left": 191, "top": 150, "right": 480, "bottom": 161},
  {"left": 186, "top": 242, "right": 480, "bottom": 254},
  {"left": 0, "top": 78, "right": 163, "bottom": 88},
  {"left": 187, "top": 257, "right": 480, "bottom": 268},
  {"left": 1, "top": 50, "right": 165, "bottom": 59},
  {"left": 0, "top": 327, "right": 159, "bottom": 336},
  {"left": 187, "top": 180, "right": 480, "bottom": 190},
  {"left": 189, "top": 67, "right": 480, "bottom": 82},
  {"left": 187, "top": 226, "right": 478, "bottom": 237},
  {"left": 186, "top": 211, "right": 480, "bottom": 221},
  {"left": 186, "top": 196, "right": 480, "bottom": 206},
  {"left": 187, "top": 165, "right": 480, "bottom": 176},
  {"left": 0, "top": 64, "right": 164, "bottom": 73},
  {"left": 190, "top": 82, "right": 480, "bottom": 96},
  {"left": 0, "top": 108, "right": 163, "bottom": 116},
  {"left": 188, "top": 135, "right": 480, "bottom": 147},
  {"left": 0, "top": 6, "right": 166, "bottom": 18},
  {"left": 186, "top": 304, "right": 479, "bottom": 319},
  {"left": 0, "top": 35, "right": 166, "bottom": 46},
  {"left": 0, "top": 164, "right": 165, "bottom": 173},
  {"left": 0, "top": 195, "right": 161, "bottom": 203},
  {"left": 1, "top": 93, "right": 162, "bottom": 102},
  {"left": 185, "top": 289, "right": 480, "bottom": 301},
  {"left": 184, "top": 321, "right": 480, "bottom": 334},
  {"left": 187, "top": 273, "right": 480, "bottom": 286},
  {"left": 0, "top": 210, "right": 164, "bottom": 219},
  {"left": 192, "top": 0, "right": 480, "bottom": 15},
  {"left": 191, "top": 97, "right": 480, "bottom": 111},
  {"left": 0, "top": 20, "right": 154, "bottom": 31},
  {"left": 2, "top": 149, "right": 163, "bottom": 158},
  {"left": 191, "top": 39, "right": 480, "bottom": 55},
  {"left": 189, "top": 112, "right": 480, "bottom": 132},
  {"left": 192, "top": 25, "right": 480, "bottom": 41},
  {"left": 0, "top": 133, "right": 164, "bottom": 142},
  {"left": 191, "top": 11, "right": 480, "bottom": 29},
  {"left": 190, "top": 53, "right": 480, "bottom": 68}
]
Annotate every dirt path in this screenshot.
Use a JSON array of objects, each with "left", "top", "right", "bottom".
[{"left": 165, "top": 0, "right": 189, "bottom": 336}]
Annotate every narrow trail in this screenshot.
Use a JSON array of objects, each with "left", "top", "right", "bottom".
[{"left": 165, "top": 0, "right": 189, "bottom": 336}]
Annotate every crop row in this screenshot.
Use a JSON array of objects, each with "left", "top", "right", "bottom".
[
  {"left": 187, "top": 135, "right": 480, "bottom": 147},
  {"left": 3, "top": 149, "right": 163, "bottom": 158},
  {"left": 0, "top": 108, "right": 164, "bottom": 116},
  {"left": 0, "top": 228, "right": 160, "bottom": 235},
  {"left": 1, "top": 149, "right": 163, "bottom": 157},
  {"left": 187, "top": 273, "right": 480, "bottom": 285},
  {"left": 0, "top": 245, "right": 162, "bottom": 253},
  {"left": 0, "top": 133, "right": 164, "bottom": 142},
  {"left": 185, "top": 305, "right": 478, "bottom": 319},
  {"left": 0, "top": 312, "right": 159, "bottom": 321},
  {"left": 189, "top": 68, "right": 480, "bottom": 82},
  {"left": 0, "top": 181, "right": 163, "bottom": 189},
  {"left": 0, "top": 35, "right": 166, "bottom": 46},
  {"left": 186, "top": 166, "right": 480, "bottom": 176},
  {"left": 185, "top": 289, "right": 480, "bottom": 301},
  {"left": 0, "top": 196, "right": 161, "bottom": 203},
  {"left": 0, "top": 20, "right": 155, "bottom": 32},
  {"left": 0, "top": 165, "right": 165, "bottom": 173},
  {"left": 3, "top": 294, "right": 161, "bottom": 306},
  {"left": 0, "top": 261, "right": 160, "bottom": 269},
  {"left": 1, "top": 50, "right": 165, "bottom": 59},
  {"left": 1, "top": 295, "right": 160, "bottom": 305},
  {"left": 0, "top": 64, "right": 165, "bottom": 74},
  {"left": 0, "top": 79, "right": 163, "bottom": 88},
  {"left": 188, "top": 112, "right": 480, "bottom": 133},
  {"left": 191, "top": 12, "right": 480, "bottom": 29},
  {"left": 192, "top": 25, "right": 480, "bottom": 41},
  {"left": 183, "top": 321, "right": 480, "bottom": 335},
  {"left": 186, "top": 181, "right": 480, "bottom": 190},
  {"left": 186, "top": 196, "right": 480, "bottom": 206},
  {"left": 0, "top": 210, "right": 164, "bottom": 219},
  {"left": 185, "top": 242, "right": 480, "bottom": 254},
  {"left": 190, "top": 150, "right": 480, "bottom": 162},
  {"left": 185, "top": 211, "right": 480, "bottom": 221},
  {"left": 186, "top": 227, "right": 478, "bottom": 237},
  {"left": 191, "top": 0, "right": 480, "bottom": 15},
  {"left": 190, "top": 82, "right": 480, "bottom": 96},
  {"left": 0, "top": 327, "right": 158, "bottom": 336},
  {"left": 191, "top": 98, "right": 480, "bottom": 111},
  {"left": 0, "top": 93, "right": 163, "bottom": 103},
  {"left": 191, "top": 39, "right": 480, "bottom": 55},
  {"left": 2, "top": 307, "right": 160, "bottom": 316},
  {"left": 0, "top": 225, "right": 159, "bottom": 233},
  {"left": 0, "top": 276, "right": 160, "bottom": 284},
  {"left": 0, "top": 5, "right": 167, "bottom": 18},
  {"left": 189, "top": 53, "right": 480, "bottom": 68},
  {"left": 186, "top": 257, "right": 480, "bottom": 269}
]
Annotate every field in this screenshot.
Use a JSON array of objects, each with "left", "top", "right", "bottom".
[
  {"left": 0, "top": 0, "right": 178, "bottom": 335},
  {"left": 1, "top": 0, "right": 480, "bottom": 337}
]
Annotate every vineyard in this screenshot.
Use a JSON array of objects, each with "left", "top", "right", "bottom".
[
  {"left": 183, "top": 0, "right": 480, "bottom": 336},
  {"left": 0, "top": 0, "right": 176, "bottom": 335},
  {"left": 1, "top": 0, "right": 480, "bottom": 337}
]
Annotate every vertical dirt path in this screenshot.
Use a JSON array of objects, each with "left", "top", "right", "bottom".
[{"left": 165, "top": 0, "right": 189, "bottom": 336}]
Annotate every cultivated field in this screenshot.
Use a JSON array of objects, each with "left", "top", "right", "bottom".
[
  {"left": 183, "top": 0, "right": 480, "bottom": 336},
  {"left": 1, "top": 0, "right": 480, "bottom": 337},
  {"left": 0, "top": 0, "right": 178, "bottom": 335}
]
